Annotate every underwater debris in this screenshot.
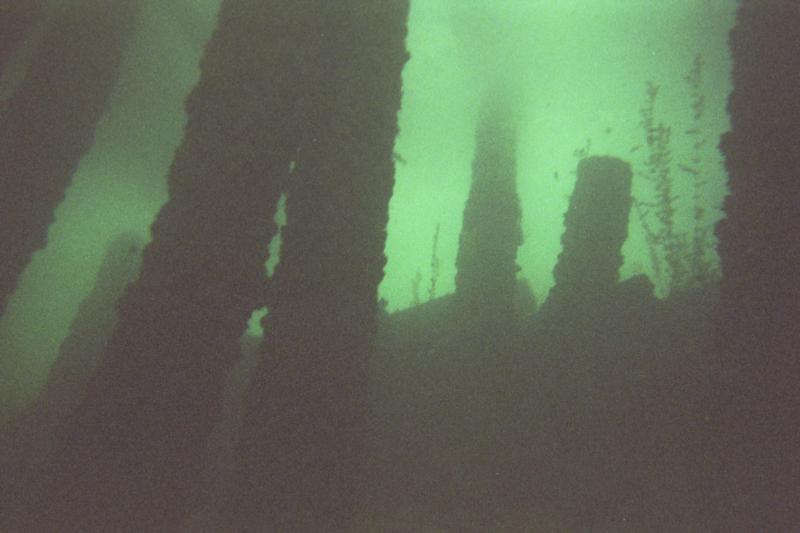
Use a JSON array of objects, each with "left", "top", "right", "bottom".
[
  {"left": 572, "top": 138, "right": 592, "bottom": 159},
  {"left": 678, "top": 163, "right": 700, "bottom": 175}
]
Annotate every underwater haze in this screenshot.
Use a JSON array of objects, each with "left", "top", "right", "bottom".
[
  {"left": 1, "top": 0, "right": 734, "bottom": 404},
  {"left": 1, "top": 1, "right": 798, "bottom": 531},
  {"left": 387, "top": 0, "right": 732, "bottom": 309}
]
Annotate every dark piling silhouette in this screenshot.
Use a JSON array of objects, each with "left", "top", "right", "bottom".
[
  {"left": 455, "top": 95, "right": 523, "bottom": 327},
  {"left": 0, "top": 234, "right": 142, "bottom": 523},
  {"left": 714, "top": 1, "right": 800, "bottom": 529},
  {"left": 11, "top": 0, "right": 305, "bottom": 529},
  {"left": 0, "top": 0, "right": 139, "bottom": 320},
  {"left": 234, "top": 2, "right": 410, "bottom": 531},
  {"left": 40, "top": 235, "right": 144, "bottom": 419},
  {"left": 540, "top": 156, "right": 633, "bottom": 326}
]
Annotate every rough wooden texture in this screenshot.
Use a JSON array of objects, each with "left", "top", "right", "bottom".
[
  {"left": 714, "top": 1, "right": 800, "bottom": 530},
  {"left": 541, "top": 156, "right": 633, "bottom": 324},
  {"left": 235, "top": 2, "right": 410, "bottom": 531}
]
